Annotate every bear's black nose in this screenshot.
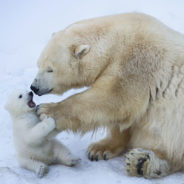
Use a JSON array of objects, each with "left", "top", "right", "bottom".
[
  {"left": 28, "top": 91, "right": 33, "bottom": 96},
  {"left": 30, "top": 85, "right": 39, "bottom": 94}
]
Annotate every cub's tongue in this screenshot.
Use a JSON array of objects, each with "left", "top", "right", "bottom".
[{"left": 28, "top": 100, "right": 36, "bottom": 108}]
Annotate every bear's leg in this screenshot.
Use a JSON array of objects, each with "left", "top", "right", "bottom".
[
  {"left": 37, "top": 76, "right": 150, "bottom": 134},
  {"left": 52, "top": 140, "right": 80, "bottom": 166},
  {"left": 87, "top": 126, "right": 130, "bottom": 161},
  {"left": 18, "top": 157, "right": 49, "bottom": 178},
  {"left": 125, "top": 148, "right": 170, "bottom": 178}
]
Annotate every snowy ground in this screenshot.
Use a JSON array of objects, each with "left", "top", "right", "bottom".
[{"left": 1, "top": 0, "right": 184, "bottom": 183}]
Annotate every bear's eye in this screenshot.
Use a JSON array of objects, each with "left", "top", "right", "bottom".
[
  {"left": 19, "top": 95, "right": 22, "bottom": 99},
  {"left": 47, "top": 69, "right": 53, "bottom": 73}
]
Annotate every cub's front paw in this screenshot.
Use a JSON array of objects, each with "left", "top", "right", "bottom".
[
  {"left": 40, "top": 114, "right": 48, "bottom": 121},
  {"left": 44, "top": 117, "right": 56, "bottom": 130}
]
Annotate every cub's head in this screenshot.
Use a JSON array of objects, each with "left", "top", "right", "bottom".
[{"left": 5, "top": 90, "right": 36, "bottom": 117}]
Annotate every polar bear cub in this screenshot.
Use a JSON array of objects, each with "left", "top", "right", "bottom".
[{"left": 5, "top": 89, "right": 79, "bottom": 177}]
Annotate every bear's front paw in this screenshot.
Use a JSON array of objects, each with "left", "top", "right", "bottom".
[{"left": 36, "top": 103, "right": 55, "bottom": 118}]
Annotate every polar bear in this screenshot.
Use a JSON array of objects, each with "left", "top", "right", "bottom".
[
  {"left": 5, "top": 90, "right": 79, "bottom": 177},
  {"left": 31, "top": 13, "right": 184, "bottom": 178}
]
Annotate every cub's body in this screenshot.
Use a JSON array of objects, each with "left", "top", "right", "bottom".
[{"left": 6, "top": 90, "right": 79, "bottom": 177}]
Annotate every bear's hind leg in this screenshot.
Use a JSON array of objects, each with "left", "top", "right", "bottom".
[{"left": 125, "top": 148, "right": 170, "bottom": 178}]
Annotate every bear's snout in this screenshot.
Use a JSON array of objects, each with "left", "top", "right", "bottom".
[{"left": 30, "top": 85, "right": 39, "bottom": 94}]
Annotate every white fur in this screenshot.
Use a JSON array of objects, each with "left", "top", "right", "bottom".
[
  {"left": 129, "top": 65, "right": 184, "bottom": 171},
  {"left": 5, "top": 90, "right": 79, "bottom": 177},
  {"left": 29, "top": 13, "right": 184, "bottom": 176}
]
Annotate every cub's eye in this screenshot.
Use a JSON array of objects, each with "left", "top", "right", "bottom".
[
  {"left": 47, "top": 69, "right": 53, "bottom": 73},
  {"left": 19, "top": 95, "right": 22, "bottom": 98}
]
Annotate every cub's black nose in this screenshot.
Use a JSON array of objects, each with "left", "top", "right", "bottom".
[
  {"left": 30, "top": 85, "right": 39, "bottom": 93},
  {"left": 28, "top": 91, "right": 33, "bottom": 96}
]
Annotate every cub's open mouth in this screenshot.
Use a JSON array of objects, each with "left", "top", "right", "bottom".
[{"left": 28, "top": 95, "right": 36, "bottom": 108}]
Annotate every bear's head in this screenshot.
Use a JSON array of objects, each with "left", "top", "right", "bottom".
[
  {"left": 31, "top": 29, "right": 109, "bottom": 96},
  {"left": 5, "top": 90, "right": 36, "bottom": 117}
]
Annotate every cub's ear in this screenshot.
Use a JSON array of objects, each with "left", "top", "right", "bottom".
[{"left": 72, "top": 44, "right": 90, "bottom": 59}]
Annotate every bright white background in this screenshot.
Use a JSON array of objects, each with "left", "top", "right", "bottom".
[{"left": 1, "top": 0, "right": 184, "bottom": 183}]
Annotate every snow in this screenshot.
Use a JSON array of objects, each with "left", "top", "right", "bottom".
[{"left": 1, "top": 0, "right": 184, "bottom": 183}]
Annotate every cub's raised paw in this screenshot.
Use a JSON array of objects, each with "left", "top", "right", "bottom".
[
  {"left": 37, "top": 164, "right": 49, "bottom": 178},
  {"left": 125, "top": 148, "right": 170, "bottom": 178},
  {"left": 39, "top": 113, "right": 48, "bottom": 121},
  {"left": 43, "top": 117, "right": 56, "bottom": 129}
]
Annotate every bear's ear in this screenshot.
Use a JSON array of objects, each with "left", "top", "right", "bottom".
[{"left": 73, "top": 44, "right": 90, "bottom": 59}]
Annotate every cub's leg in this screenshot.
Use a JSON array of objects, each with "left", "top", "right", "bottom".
[
  {"left": 125, "top": 148, "right": 170, "bottom": 178},
  {"left": 52, "top": 140, "right": 80, "bottom": 167},
  {"left": 87, "top": 126, "right": 130, "bottom": 161},
  {"left": 18, "top": 157, "right": 49, "bottom": 178}
]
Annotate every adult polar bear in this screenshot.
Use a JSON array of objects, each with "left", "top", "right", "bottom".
[{"left": 31, "top": 13, "right": 184, "bottom": 178}]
